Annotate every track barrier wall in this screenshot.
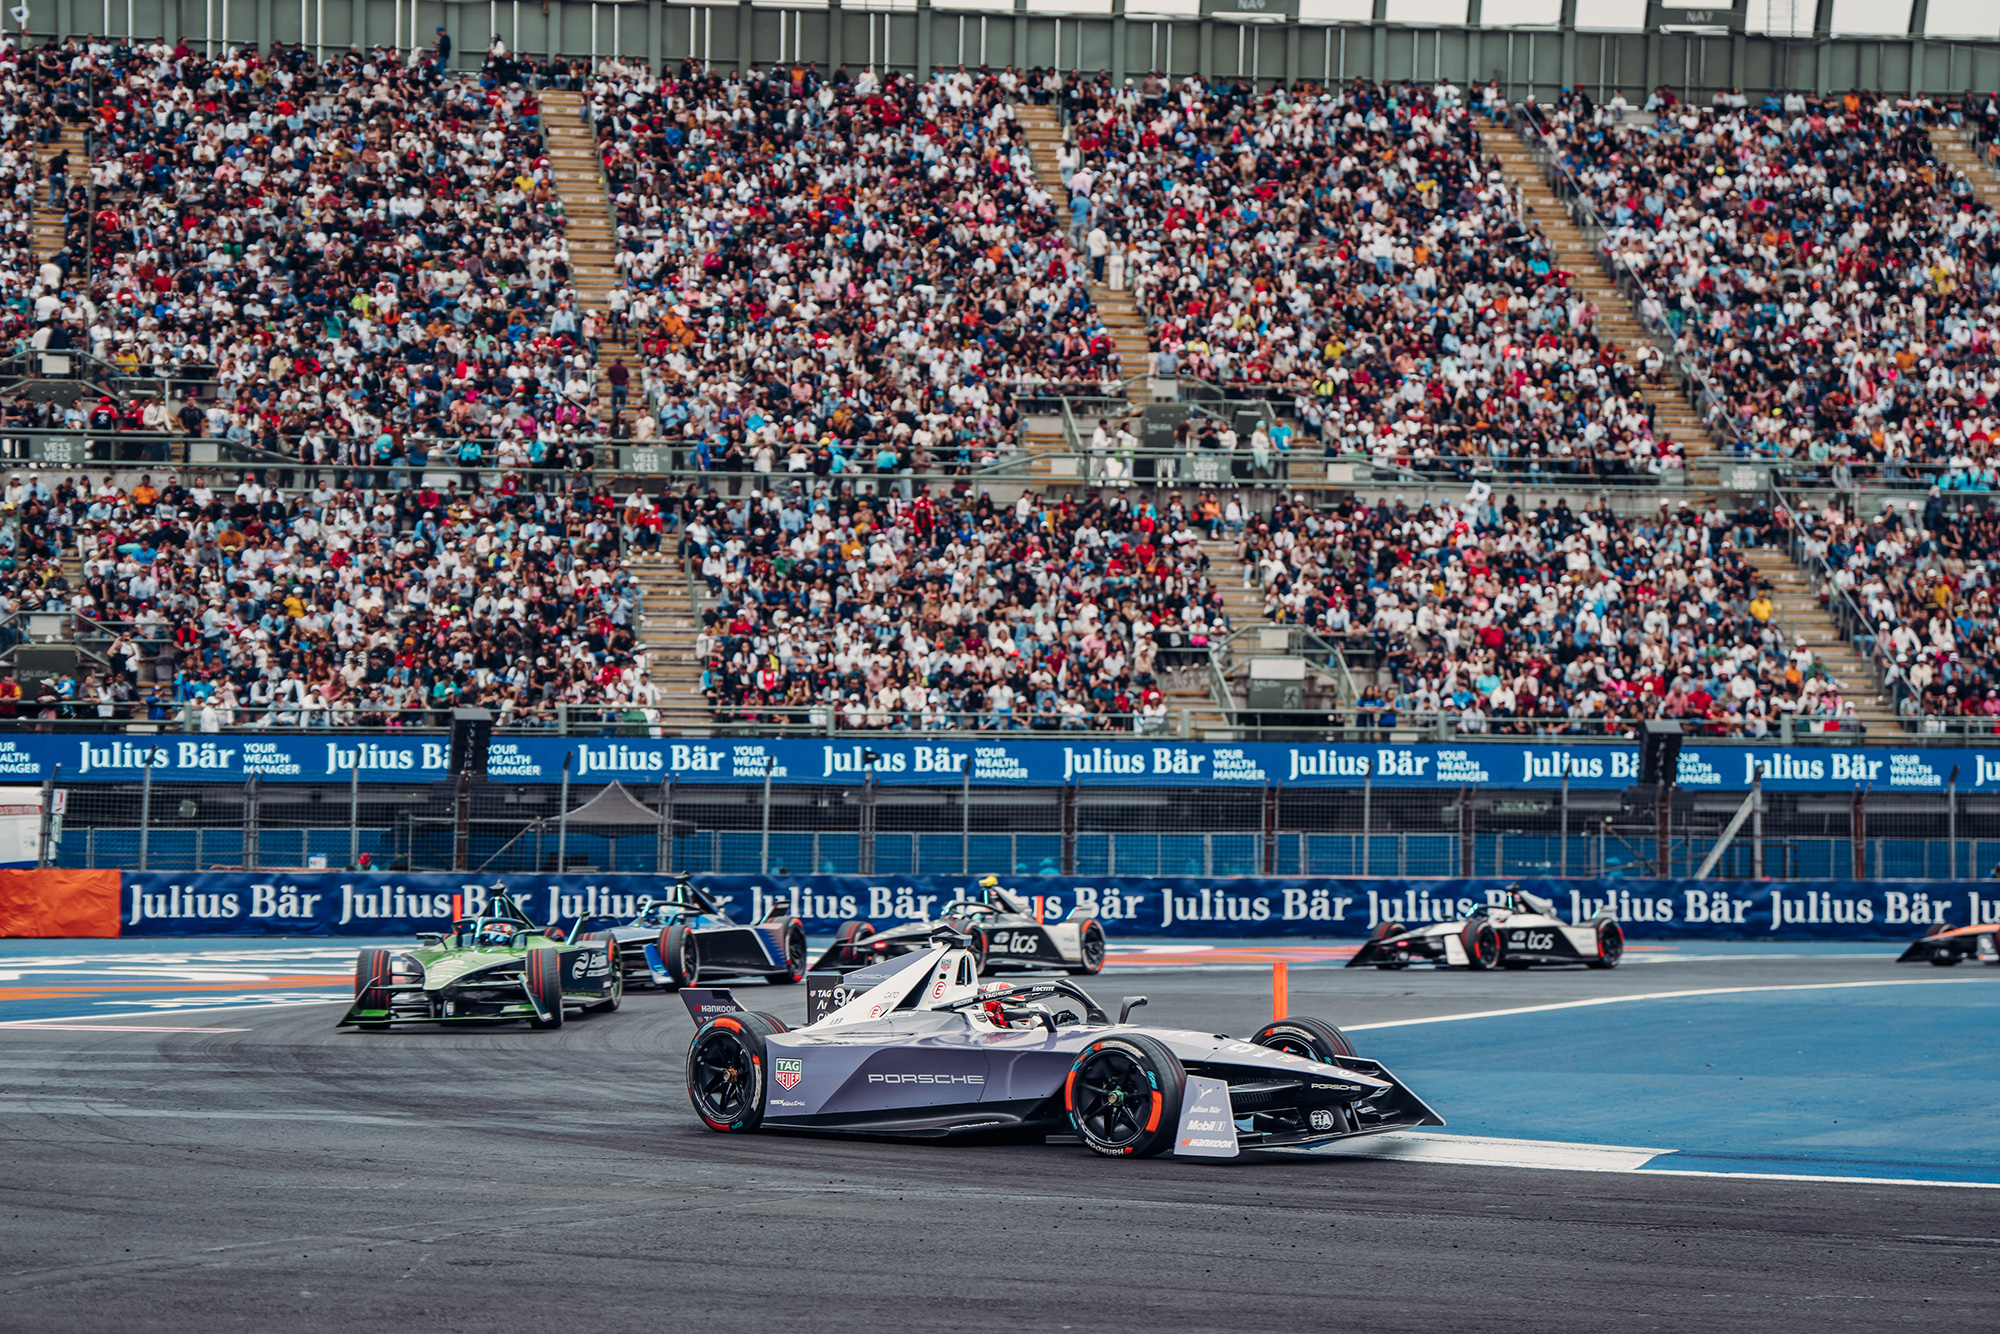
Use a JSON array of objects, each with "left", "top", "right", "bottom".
[
  {"left": 9, "top": 736, "right": 1977, "bottom": 790},
  {"left": 0, "top": 871, "right": 1980, "bottom": 941}
]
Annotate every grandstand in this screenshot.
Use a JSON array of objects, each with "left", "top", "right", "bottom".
[{"left": 0, "top": 8, "right": 1982, "bottom": 748}]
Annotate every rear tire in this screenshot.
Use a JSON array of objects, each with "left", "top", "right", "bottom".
[
  {"left": 751, "top": 1011, "right": 789, "bottom": 1033},
  {"left": 686, "top": 1011, "right": 781, "bottom": 1132},
  {"left": 1461, "top": 920, "right": 1500, "bottom": 970},
  {"left": 584, "top": 942, "right": 623, "bottom": 1013},
  {"left": 830, "top": 920, "right": 875, "bottom": 968},
  {"left": 1068, "top": 919, "right": 1107, "bottom": 975},
  {"left": 1366, "top": 920, "right": 1407, "bottom": 970},
  {"left": 1065, "top": 1033, "right": 1186, "bottom": 1158},
  {"left": 524, "top": 948, "right": 564, "bottom": 1029},
  {"left": 765, "top": 923, "right": 808, "bottom": 985},
  {"left": 1586, "top": 921, "right": 1624, "bottom": 970},
  {"left": 1250, "top": 1016, "right": 1357, "bottom": 1061},
  {"left": 661, "top": 924, "right": 699, "bottom": 989},
  {"left": 353, "top": 948, "right": 392, "bottom": 1031}
]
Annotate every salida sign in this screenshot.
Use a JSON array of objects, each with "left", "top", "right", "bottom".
[{"left": 114, "top": 872, "right": 1999, "bottom": 940}]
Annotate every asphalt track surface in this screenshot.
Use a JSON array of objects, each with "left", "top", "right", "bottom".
[{"left": 1, "top": 943, "right": 1996, "bottom": 1332}]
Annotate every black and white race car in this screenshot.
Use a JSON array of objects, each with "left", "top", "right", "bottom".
[
  {"left": 813, "top": 877, "right": 1106, "bottom": 976},
  {"left": 578, "top": 873, "right": 809, "bottom": 989},
  {"left": 683, "top": 928, "right": 1442, "bottom": 1158},
  {"left": 1346, "top": 885, "right": 1623, "bottom": 970}
]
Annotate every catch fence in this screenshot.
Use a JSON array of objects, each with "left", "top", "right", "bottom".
[{"left": 42, "top": 777, "right": 1996, "bottom": 883}]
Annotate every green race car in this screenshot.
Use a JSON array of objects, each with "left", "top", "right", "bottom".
[{"left": 338, "top": 893, "right": 623, "bottom": 1031}]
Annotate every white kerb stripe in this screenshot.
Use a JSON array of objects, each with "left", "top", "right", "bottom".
[{"left": 1343, "top": 976, "right": 2000, "bottom": 1032}]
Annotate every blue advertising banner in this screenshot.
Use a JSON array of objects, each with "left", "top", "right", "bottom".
[
  {"left": 9, "top": 734, "right": 1990, "bottom": 792},
  {"left": 117, "top": 871, "right": 1999, "bottom": 942}
]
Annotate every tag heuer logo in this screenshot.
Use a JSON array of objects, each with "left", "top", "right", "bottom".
[{"left": 774, "top": 1058, "right": 803, "bottom": 1090}]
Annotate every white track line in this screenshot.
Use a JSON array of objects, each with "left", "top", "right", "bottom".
[
  {"left": 1344, "top": 976, "right": 2000, "bottom": 1031},
  {"left": 1303, "top": 1133, "right": 2000, "bottom": 1188},
  {"left": 0, "top": 1032, "right": 252, "bottom": 1040}
]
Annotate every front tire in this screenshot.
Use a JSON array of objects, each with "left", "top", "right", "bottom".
[
  {"left": 524, "top": 948, "right": 564, "bottom": 1029},
  {"left": 1928, "top": 951, "right": 1961, "bottom": 967},
  {"left": 1066, "top": 1034, "right": 1185, "bottom": 1158},
  {"left": 1250, "top": 1016, "right": 1357, "bottom": 1061},
  {"left": 765, "top": 923, "right": 808, "bottom": 985},
  {"left": 661, "top": 924, "right": 700, "bottom": 989},
  {"left": 1068, "top": 919, "right": 1107, "bottom": 975},
  {"left": 584, "top": 942, "right": 624, "bottom": 1013},
  {"left": 686, "top": 1012, "right": 781, "bottom": 1132},
  {"left": 1461, "top": 920, "right": 1500, "bottom": 970},
  {"left": 830, "top": 919, "right": 875, "bottom": 968},
  {"left": 1586, "top": 920, "right": 1624, "bottom": 970},
  {"left": 353, "top": 948, "right": 392, "bottom": 1030}
]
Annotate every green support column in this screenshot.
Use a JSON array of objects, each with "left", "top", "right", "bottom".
[
  {"left": 1370, "top": 0, "right": 1385, "bottom": 82},
  {"left": 1198, "top": 17, "right": 1212, "bottom": 81},
  {"left": 1464, "top": 0, "right": 1482, "bottom": 86},
  {"left": 827, "top": 0, "right": 841, "bottom": 74},
  {"left": 1644, "top": 28, "right": 1659, "bottom": 98},
  {"left": 1014, "top": 0, "right": 1026, "bottom": 78},
  {"left": 1558, "top": 0, "right": 1575, "bottom": 89},
  {"left": 1908, "top": 0, "right": 1928, "bottom": 94},
  {"left": 1111, "top": 0, "right": 1125, "bottom": 87},
  {"left": 916, "top": 0, "right": 931, "bottom": 78},
  {"left": 737, "top": 0, "right": 752, "bottom": 72},
  {"left": 649, "top": 0, "right": 662, "bottom": 72},
  {"left": 1282, "top": 18, "right": 1296, "bottom": 87},
  {"left": 256, "top": 0, "right": 269, "bottom": 52}
]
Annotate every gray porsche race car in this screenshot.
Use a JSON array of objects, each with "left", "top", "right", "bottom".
[
  {"left": 579, "top": 872, "right": 809, "bottom": 990},
  {"left": 813, "top": 876, "right": 1107, "bottom": 976},
  {"left": 684, "top": 929, "right": 1442, "bottom": 1158},
  {"left": 1346, "top": 885, "right": 1623, "bottom": 970}
]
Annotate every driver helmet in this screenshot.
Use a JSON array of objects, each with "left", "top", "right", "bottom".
[
  {"left": 476, "top": 921, "right": 519, "bottom": 948},
  {"left": 976, "top": 874, "right": 1001, "bottom": 902}
]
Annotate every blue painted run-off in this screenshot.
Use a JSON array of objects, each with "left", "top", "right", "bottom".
[{"left": 1362, "top": 980, "right": 2000, "bottom": 1184}]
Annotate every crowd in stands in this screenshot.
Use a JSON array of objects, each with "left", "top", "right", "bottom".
[
  {"left": 1054, "top": 72, "right": 1682, "bottom": 478},
  {"left": 1531, "top": 85, "right": 2000, "bottom": 486},
  {"left": 0, "top": 25, "right": 1990, "bottom": 741},
  {"left": 687, "top": 481, "right": 1224, "bottom": 732},
  {"left": 0, "top": 468, "right": 651, "bottom": 727},
  {"left": 1244, "top": 487, "right": 1861, "bottom": 737},
  {"left": 1793, "top": 488, "right": 2000, "bottom": 731},
  {"left": 585, "top": 57, "right": 1119, "bottom": 480}
]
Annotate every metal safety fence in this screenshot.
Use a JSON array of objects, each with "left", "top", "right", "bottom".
[{"left": 38, "top": 778, "right": 1995, "bottom": 883}]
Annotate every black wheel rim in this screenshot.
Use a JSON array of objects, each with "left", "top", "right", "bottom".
[
  {"left": 683, "top": 933, "right": 698, "bottom": 980},
  {"left": 691, "top": 1031, "right": 752, "bottom": 1121},
  {"left": 1601, "top": 927, "right": 1623, "bottom": 962},
  {"left": 1081, "top": 926, "right": 1106, "bottom": 971},
  {"left": 1266, "top": 1034, "right": 1323, "bottom": 1062},
  {"left": 1073, "top": 1049, "right": 1155, "bottom": 1149}
]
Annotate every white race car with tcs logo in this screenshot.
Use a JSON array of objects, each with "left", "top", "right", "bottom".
[
  {"left": 1345, "top": 885, "right": 1623, "bottom": 970},
  {"left": 812, "top": 877, "right": 1107, "bottom": 977}
]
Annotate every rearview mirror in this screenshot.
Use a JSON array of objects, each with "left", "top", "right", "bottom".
[
  {"left": 1119, "top": 996, "right": 1148, "bottom": 1024},
  {"left": 417, "top": 933, "right": 442, "bottom": 944}
]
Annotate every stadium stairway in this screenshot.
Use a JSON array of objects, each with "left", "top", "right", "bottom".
[
  {"left": 628, "top": 549, "right": 711, "bottom": 731},
  {"left": 32, "top": 123, "right": 87, "bottom": 260},
  {"left": 1740, "top": 546, "right": 1902, "bottom": 734},
  {"left": 1014, "top": 104, "right": 1153, "bottom": 404},
  {"left": 1485, "top": 131, "right": 1729, "bottom": 488},
  {"left": 540, "top": 90, "right": 629, "bottom": 420},
  {"left": 1929, "top": 125, "right": 2000, "bottom": 210}
]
